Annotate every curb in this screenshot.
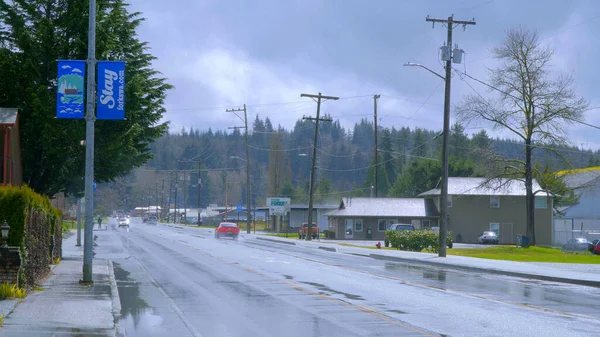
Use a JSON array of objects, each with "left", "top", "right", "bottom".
[
  {"left": 256, "top": 237, "right": 296, "bottom": 245},
  {"left": 319, "top": 246, "right": 337, "bottom": 252},
  {"left": 107, "top": 260, "right": 122, "bottom": 319},
  {"left": 368, "top": 254, "right": 600, "bottom": 288}
]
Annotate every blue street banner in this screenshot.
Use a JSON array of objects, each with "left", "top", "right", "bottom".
[
  {"left": 56, "top": 60, "right": 86, "bottom": 119},
  {"left": 97, "top": 61, "right": 126, "bottom": 120}
]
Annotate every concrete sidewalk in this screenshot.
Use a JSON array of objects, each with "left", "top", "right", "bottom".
[
  {"left": 0, "top": 232, "right": 120, "bottom": 337},
  {"left": 249, "top": 233, "right": 600, "bottom": 288}
]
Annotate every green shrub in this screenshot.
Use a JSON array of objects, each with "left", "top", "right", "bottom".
[
  {"left": 385, "top": 230, "right": 454, "bottom": 253},
  {"left": 0, "top": 185, "right": 59, "bottom": 288}
]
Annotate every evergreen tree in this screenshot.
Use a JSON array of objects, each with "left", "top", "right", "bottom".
[{"left": 0, "top": 0, "right": 170, "bottom": 196}]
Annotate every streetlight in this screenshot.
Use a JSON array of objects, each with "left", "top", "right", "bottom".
[
  {"left": 403, "top": 61, "right": 451, "bottom": 257},
  {"left": 229, "top": 156, "right": 251, "bottom": 234},
  {"left": 403, "top": 62, "right": 445, "bottom": 80},
  {"left": 1, "top": 221, "right": 10, "bottom": 248}
]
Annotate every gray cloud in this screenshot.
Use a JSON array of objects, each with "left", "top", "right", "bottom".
[{"left": 128, "top": 0, "right": 600, "bottom": 147}]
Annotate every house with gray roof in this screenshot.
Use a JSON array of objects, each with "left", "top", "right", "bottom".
[
  {"left": 419, "top": 177, "right": 553, "bottom": 245},
  {"left": 554, "top": 168, "right": 600, "bottom": 244},
  {"left": 326, "top": 198, "right": 439, "bottom": 240}
]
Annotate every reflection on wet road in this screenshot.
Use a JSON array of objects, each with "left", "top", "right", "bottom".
[{"left": 96, "top": 220, "right": 600, "bottom": 337}]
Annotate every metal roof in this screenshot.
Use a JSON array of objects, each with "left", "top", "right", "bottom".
[
  {"left": 0, "top": 108, "right": 18, "bottom": 124},
  {"left": 418, "top": 177, "right": 543, "bottom": 197},
  {"left": 326, "top": 197, "right": 434, "bottom": 218}
]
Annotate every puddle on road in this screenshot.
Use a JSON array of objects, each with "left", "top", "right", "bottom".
[
  {"left": 113, "top": 262, "right": 164, "bottom": 336},
  {"left": 283, "top": 275, "right": 294, "bottom": 280},
  {"left": 300, "top": 281, "right": 364, "bottom": 300},
  {"left": 384, "top": 263, "right": 448, "bottom": 282},
  {"left": 387, "top": 309, "right": 407, "bottom": 314}
]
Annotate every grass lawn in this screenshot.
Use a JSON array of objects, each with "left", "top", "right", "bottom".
[
  {"left": 448, "top": 246, "right": 600, "bottom": 263},
  {"left": 265, "top": 233, "right": 326, "bottom": 239}
]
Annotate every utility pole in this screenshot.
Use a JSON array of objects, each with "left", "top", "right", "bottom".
[
  {"left": 227, "top": 104, "right": 251, "bottom": 234},
  {"left": 373, "top": 94, "right": 380, "bottom": 197},
  {"left": 82, "top": 0, "right": 97, "bottom": 284},
  {"left": 197, "top": 161, "right": 202, "bottom": 226},
  {"left": 155, "top": 182, "right": 159, "bottom": 217},
  {"left": 76, "top": 197, "right": 82, "bottom": 247},
  {"left": 426, "top": 15, "right": 476, "bottom": 257},
  {"left": 183, "top": 170, "right": 188, "bottom": 224},
  {"left": 174, "top": 170, "right": 179, "bottom": 223},
  {"left": 160, "top": 179, "right": 165, "bottom": 221},
  {"left": 225, "top": 174, "right": 228, "bottom": 213},
  {"left": 301, "top": 92, "right": 339, "bottom": 241}
]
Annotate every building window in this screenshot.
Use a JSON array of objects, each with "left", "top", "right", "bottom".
[
  {"left": 422, "top": 219, "right": 430, "bottom": 229},
  {"left": 447, "top": 195, "right": 452, "bottom": 207},
  {"left": 355, "top": 219, "right": 363, "bottom": 232},
  {"left": 535, "top": 196, "right": 547, "bottom": 209},
  {"left": 490, "top": 223, "right": 500, "bottom": 235},
  {"left": 490, "top": 196, "right": 500, "bottom": 208},
  {"left": 378, "top": 219, "right": 387, "bottom": 231}
]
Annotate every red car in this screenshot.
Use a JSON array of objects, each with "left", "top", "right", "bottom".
[
  {"left": 593, "top": 240, "right": 600, "bottom": 255},
  {"left": 215, "top": 222, "right": 240, "bottom": 240}
]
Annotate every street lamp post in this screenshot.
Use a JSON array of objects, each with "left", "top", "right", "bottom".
[{"left": 403, "top": 61, "right": 450, "bottom": 257}]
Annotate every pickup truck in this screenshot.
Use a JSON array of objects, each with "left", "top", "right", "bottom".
[{"left": 298, "top": 222, "right": 318, "bottom": 239}]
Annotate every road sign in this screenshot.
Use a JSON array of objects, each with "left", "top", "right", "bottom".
[
  {"left": 236, "top": 204, "right": 243, "bottom": 212},
  {"left": 267, "top": 197, "right": 290, "bottom": 216}
]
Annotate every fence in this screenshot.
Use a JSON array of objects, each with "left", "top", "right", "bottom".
[{"left": 553, "top": 229, "right": 600, "bottom": 246}]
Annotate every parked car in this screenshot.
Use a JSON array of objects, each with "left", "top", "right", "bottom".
[
  {"left": 477, "top": 231, "right": 499, "bottom": 244},
  {"left": 215, "top": 222, "right": 240, "bottom": 240},
  {"left": 147, "top": 216, "right": 158, "bottom": 225},
  {"left": 388, "top": 223, "right": 415, "bottom": 231},
  {"left": 592, "top": 241, "right": 600, "bottom": 255},
  {"left": 118, "top": 217, "right": 130, "bottom": 227},
  {"left": 562, "top": 238, "right": 593, "bottom": 252},
  {"left": 299, "top": 222, "right": 319, "bottom": 239}
]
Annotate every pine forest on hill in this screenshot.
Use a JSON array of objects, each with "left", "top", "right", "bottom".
[{"left": 97, "top": 115, "right": 600, "bottom": 213}]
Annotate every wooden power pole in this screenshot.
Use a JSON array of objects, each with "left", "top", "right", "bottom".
[
  {"left": 373, "top": 94, "right": 380, "bottom": 197},
  {"left": 301, "top": 92, "right": 339, "bottom": 241}
]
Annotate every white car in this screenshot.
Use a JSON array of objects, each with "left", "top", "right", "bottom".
[
  {"left": 477, "top": 231, "right": 499, "bottom": 244},
  {"left": 118, "top": 217, "right": 130, "bottom": 227},
  {"left": 146, "top": 216, "right": 158, "bottom": 225}
]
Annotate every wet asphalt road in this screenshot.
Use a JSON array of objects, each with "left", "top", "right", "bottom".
[{"left": 96, "top": 219, "right": 600, "bottom": 337}]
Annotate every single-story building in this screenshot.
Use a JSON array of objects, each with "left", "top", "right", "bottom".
[
  {"left": 0, "top": 108, "right": 22, "bottom": 186},
  {"left": 419, "top": 177, "right": 553, "bottom": 245},
  {"left": 326, "top": 197, "right": 439, "bottom": 240},
  {"left": 257, "top": 204, "right": 337, "bottom": 232},
  {"left": 553, "top": 168, "right": 600, "bottom": 245}
]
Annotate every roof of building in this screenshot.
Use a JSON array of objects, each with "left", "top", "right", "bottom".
[
  {"left": 418, "top": 177, "right": 544, "bottom": 197},
  {"left": 0, "top": 108, "right": 18, "bottom": 124},
  {"left": 255, "top": 204, "right": 337, "bottom": 211},
  {"left": 561, "top": 169, "right": 600, "bottom": 189},
  {"left": 326, "top": 197, "right": 436, "bottom": 218}
]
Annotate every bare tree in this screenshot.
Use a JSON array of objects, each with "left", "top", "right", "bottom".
[{"left": 456, "top": 28, "right": 589, "bottom": 245}]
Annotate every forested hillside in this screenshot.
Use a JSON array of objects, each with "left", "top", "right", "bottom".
[{"left": 114, "top": 114, "right": 600, "bottom": 211}]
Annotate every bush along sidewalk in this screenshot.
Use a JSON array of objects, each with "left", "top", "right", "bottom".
[
  {"left": 385, "top": 230, "right": 453, "bottom": 253},
  {"left": 0, "top": 185, "right": 62, "bottom": 289}
]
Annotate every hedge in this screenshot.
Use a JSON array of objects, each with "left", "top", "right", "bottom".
[
  {"left": 0, "top": 185, "right": 61, "bottom": 288},
  {"left": 385, "top": 230, "right": 453, "bottom": 253}
]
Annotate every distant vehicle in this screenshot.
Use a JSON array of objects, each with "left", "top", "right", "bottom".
[
  {"left": 477, "top": 231, "right": 499, "bottom": 244},
  {"left": 298, "top": 222, "right": 318, "bottom": 239},
  {"left": 562, "top": 238, "right": 593, "bottom": 252},
  {"left": 118, "top": 217, "right": 130, "bottom": 227},
  {"left": 147, "top": 216, "right": 158, "bottom": 225},
  {"left": 215, "top": 222, "right": 240, "bottom": 240},
  {"left": 388, "top": 223, "right": 415, "bottom": 231},
  {"left": 430, "top": 226, "right": 440, "bottom": 231},
  {"left": 593, "top": 241, "right": 600, "bottom": 255}
]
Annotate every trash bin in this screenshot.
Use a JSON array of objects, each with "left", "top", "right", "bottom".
[
  {"left": 521, "top": 236, "right": 531, "bottom": 247},
  {"left": 516, "top": 234, "right": 531, "bottom": 248}
]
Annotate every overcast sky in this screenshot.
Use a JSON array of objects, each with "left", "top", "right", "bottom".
[{"left": 127, "top": 0, "right": 600, "bottom": 149}]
